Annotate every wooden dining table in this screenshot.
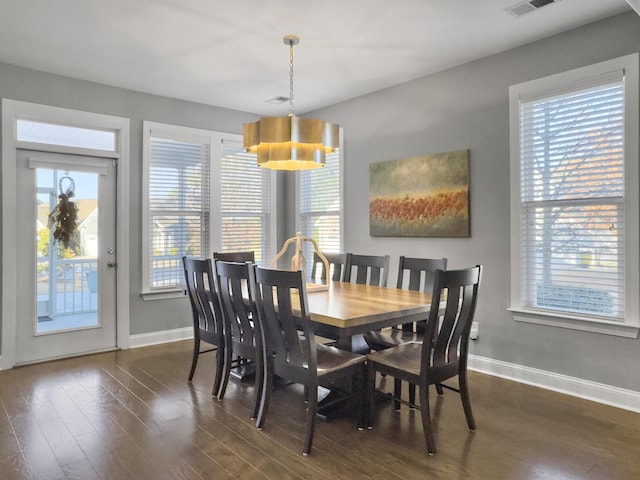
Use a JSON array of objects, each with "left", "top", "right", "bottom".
[
  {"left": 231, "top": 278, "right": 430, "bottom": 379},
  {"left": 301, "top": 281, "right": 433, "bottom": 419},
  {"left": 305, "top": 281, "right": 433, "bottom": 354},
  {"left": 227, "top": 277, "right": 433, "bottom": 418}
]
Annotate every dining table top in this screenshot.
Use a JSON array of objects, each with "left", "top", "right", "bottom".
[{"left": 304, "top": 281, "right": 433, "bottom": 342}]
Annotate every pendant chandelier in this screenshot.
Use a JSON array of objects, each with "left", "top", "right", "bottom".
[{"left": 243, "top": 35, "right": 339, "bottom": 170}]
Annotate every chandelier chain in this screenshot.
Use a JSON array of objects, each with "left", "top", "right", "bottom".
[{"left": 289, "top": 40, "right": 295, "bottom": 115}]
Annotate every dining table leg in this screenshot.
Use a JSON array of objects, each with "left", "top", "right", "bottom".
[
  {"left": 316, "top": 333, "right": 370, "bottom": 421},
  {"left": 334, "top": 333, "right": 370, "bottom": 354}
]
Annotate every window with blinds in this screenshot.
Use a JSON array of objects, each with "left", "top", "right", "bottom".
[
  {"left": 298, "top": 148, "right": 342, "bottom": 264},
  {"left": 510, "top": 54, "right": 639, "bottom": 335},
  {"left": 220, "top": 141, "right": 271, "bottom": 265},
  {"left": 147, "top": 136, "right": 210, "bottom": 289},
  {"left": 520, "top": 81, "right": 624, "bottom": 318},
  {"left": 142, "top": 122, "right": 274, "bottom": 296}
]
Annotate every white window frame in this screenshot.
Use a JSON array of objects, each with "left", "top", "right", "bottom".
[
  {"left": 509, "top": 54, "right": 640, "bottom": 338},
  {"left": 142, "top": 121, "right": 275, "bottom": 299},
  {"left": 295, "top": 128, "right": 345, "bottom": 257}
]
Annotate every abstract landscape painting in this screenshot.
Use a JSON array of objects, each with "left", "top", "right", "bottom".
[{"left": 369, "top": 149, "right": 469, "bottom": 237}]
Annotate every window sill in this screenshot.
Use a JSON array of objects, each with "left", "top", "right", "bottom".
[
  {"left": 509, "top": 307, "right": 639, "bottom": 338},
  {"left": 141, "top": 289, "right": 186, "bottom": 301}
]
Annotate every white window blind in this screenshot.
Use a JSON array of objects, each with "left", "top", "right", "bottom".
[
  {"left": 143, "top": 122, "right": 275, "bottom": 297},
  {"left": 148, "top": 136, "right": 210, "bottom": 289},
  {"left": 220, "top": 140, "right": 271, "bottom": 265},
  {"left": 298, "top": 149, "right": 342, "bottom": 262},
  {"left": 519, "top": 76, "right": 625, "bottom": 319}
]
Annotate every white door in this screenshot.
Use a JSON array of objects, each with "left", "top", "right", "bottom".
[{"left": 15, "top": 150, "right": 117, "bottom": 364}]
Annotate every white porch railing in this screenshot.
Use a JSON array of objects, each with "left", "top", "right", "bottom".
[{"left": 37, "top": 257, "right": 98, "bottom": 316}]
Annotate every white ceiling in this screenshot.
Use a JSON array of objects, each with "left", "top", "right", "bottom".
[{"left": 0, "top": 0, "right": 634, "bottom": 116}]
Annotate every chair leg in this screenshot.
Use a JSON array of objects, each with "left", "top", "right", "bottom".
[
  {"left": 459, "top": 370, "right": 476, "bottom": 430},
  {"left": 354, "top": 366, "right": 366, "bottom": 430},
  {"left": 368, "top": 363, "right": 377, "bottom": 429},
  {"left": 188, "top": 338, "right": 200, "bottom": 381},
  {"left": 216, "top": 342, "right": 233, "bottom": 400},
  {"left": 251, "top": 352, "right": 264, "bottom": 420},
  {"left": 436, "top": 383, "right": 444, "bottom": 395},
  {"left": 393, "top": 378, "right": 402, "bottom": 410},
  {"left": 409, "top": 382, "right": 416, "bottom": 406},
  {"left": 302, "top": 381, "right": 318, "bottom": 455},
  {"left": 419, "top": 384, "right": 436, "bottom": 455},
  {"left": 256, "top": 359, "right": 273, "bottom": 430},
  {"left": 363, "top": 364, "right": 371, "bottom": 429},
  {"left": 212, "top": 345, "right": 225, "bottom": 398}
]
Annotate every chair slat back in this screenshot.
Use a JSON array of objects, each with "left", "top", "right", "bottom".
[
  {"left": 345, "top": 254, "right": 390, "bottom": 287},
  {"left": 397, "top": 256, "right": 448, "bottom": 292},
  {"left": 182, "top": 257, "right": 224, "bottom": 336},
  {"left": 215, "top": 260, "right": 258, "bottom": 350},
  {"left": 252, "top": 267, "right": 316, "bottom": 375},
  {"left": 311, "top": 252, "right": 350, "bottom": 283},
  {"left": 213, "top": 251, "right": 255, "bottom": 263},
  {"left": 422, "top": 265, "right": 482, "bottom": 375}
]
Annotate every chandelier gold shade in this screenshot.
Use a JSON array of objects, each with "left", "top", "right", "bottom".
[
  {"left": 243, "top": 114, "right": 339, "bottom": 170},
  {"left": 243, "top": 34, "right": 340, "bottom": 170}
]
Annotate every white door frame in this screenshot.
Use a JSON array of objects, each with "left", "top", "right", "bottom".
[{"left": 1, "top": 99, "right": 131, "bottom": 369}]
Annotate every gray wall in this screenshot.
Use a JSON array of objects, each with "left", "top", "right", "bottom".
[
  {"left": 0, "top": 62, "right": 260, "bottom": 339},
  {"left": 310, "top": 11, "right": 640, "bottom": 391}
]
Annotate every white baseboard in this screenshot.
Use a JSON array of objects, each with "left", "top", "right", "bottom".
[
  {"left": 469, "top": 354, "right": 640, "bottom": 413},
  {"left": 0, "top": 328, "right": 193, "bottom": 369},
  {"left": 129, "top": 326, "right": 193, "bottom": 349}
]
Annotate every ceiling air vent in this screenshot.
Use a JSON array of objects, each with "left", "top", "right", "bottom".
[{"left": 505, "top": 0, "right": 562, "bottom": 17}]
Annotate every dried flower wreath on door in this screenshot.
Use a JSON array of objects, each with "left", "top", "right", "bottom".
[{"left": 47, "top": 175, "right": 79, "bottom": 250}]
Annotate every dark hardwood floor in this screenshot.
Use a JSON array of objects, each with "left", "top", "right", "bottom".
[{"left": 1, "top": 340, "right": 639, "bottom": 479}]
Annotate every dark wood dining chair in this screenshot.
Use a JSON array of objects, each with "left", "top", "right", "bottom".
[
  {"left": 213, "top": 252, "right": 256, "bottom": 373},
  {"left": 213, "top": 251, "right": 255, "bottom": 263},
  {"left": 367, "top": 265, "right": 483, "bottom": 455},
  {"left": 182, "top": 256, "right": 226, "bottom": 397},
  {"left": 214, "top": 260, "right": 263, "bottom": 419},
  {"left": 364, "top": 256, "right": 447, "bottom": 406},
  {"left": 344, "top": 253, "right": 390, "bottom": 287},
  {"left": 310, "top": 252, "right": 350, "bottom": 283},
  {"left": 251, "top": 266, "right": 367, "bottom": 455}
]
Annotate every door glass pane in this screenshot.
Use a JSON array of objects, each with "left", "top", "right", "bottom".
[{"left": 36, "top": 168, "right": 99, "bottom": 333}]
